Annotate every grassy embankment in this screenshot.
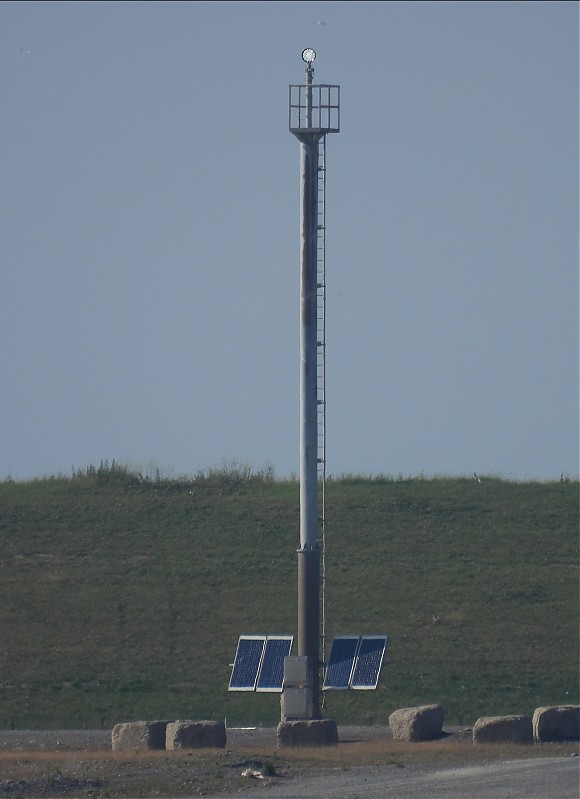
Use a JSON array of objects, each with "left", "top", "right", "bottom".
[{"left": 0, "top": 464, "right": 577, "bottom": 729}]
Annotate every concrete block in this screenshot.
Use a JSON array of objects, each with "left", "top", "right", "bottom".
[
  {"left": 533, "top": 705, "right": 580, "bottom": 742},
  {"left": 166, "top": 720, "right": 226, "bottom": 749},
  {"left": 111, "top": 720, "right": 169, "bottom": 751},
  {"left": 473, "top": 715, "right": 533, "bottom": 744},
  {"left": 388, "top": 704, "right": 445, "bottom": 742}
]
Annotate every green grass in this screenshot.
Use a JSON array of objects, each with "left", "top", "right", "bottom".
[{"left": 0, "top": 464, "right": 577, "bottom": 729}]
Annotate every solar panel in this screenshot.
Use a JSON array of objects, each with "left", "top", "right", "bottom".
[
  {"left": 228, "top": 636, "right": 265, "bottom": 691},
  {"left": 350, "top": 635, "right": 388, "bottom": 690},
  {"left": 228, "top": 635, "right": 293, "bottom": 692},
  {"left": 256, "top": 636, "right": 293, "bottom": 692},
  {"left": 323, "top": 636, "right": 360, "bottom": 690}
]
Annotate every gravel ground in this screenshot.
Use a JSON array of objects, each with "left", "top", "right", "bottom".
[
  {"left": 0, "top": 727, "right": 577, "bottom": 799},
  {"left": 0, "top": 729, "right": 111, "bottom": 751},
  {"left": 0, "top": 725, "right": 412, "bottom": 750}
]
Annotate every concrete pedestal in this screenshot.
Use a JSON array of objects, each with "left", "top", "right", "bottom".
[{"left": 276, "top": 718, "right": 338, "bottom": 747}]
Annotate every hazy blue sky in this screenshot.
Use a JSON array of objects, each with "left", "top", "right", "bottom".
[{"left": 2, "top": 1, "right": 578, "bottom": 482}]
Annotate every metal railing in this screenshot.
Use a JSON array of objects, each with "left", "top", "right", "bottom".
[{"left": 289, "top": 84, "right": 340, "bottom": 132}]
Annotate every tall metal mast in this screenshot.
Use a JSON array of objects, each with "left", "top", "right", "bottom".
[{"left": 289, "top": 49, "right": 340, "bottom": 718}]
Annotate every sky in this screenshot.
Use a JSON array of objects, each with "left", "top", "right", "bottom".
[{"left": 1, "top": 1, "right": 578, "bottom": 482}]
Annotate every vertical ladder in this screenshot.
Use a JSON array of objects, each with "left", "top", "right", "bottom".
[{"left": 316, "top": 135, "right": 327, "bottom": 665}]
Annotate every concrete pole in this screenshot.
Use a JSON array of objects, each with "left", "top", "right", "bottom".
[{"left": 297, "top": 62, "right": 323, "bottom": 717}]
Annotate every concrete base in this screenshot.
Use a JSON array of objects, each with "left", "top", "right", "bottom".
[{"left": 276, "top": 719, "right": 338, "bottom": 748}]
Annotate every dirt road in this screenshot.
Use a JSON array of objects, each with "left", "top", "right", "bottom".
[{"left": 210, "top": 756, "right": 579, "bottom": 799}]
